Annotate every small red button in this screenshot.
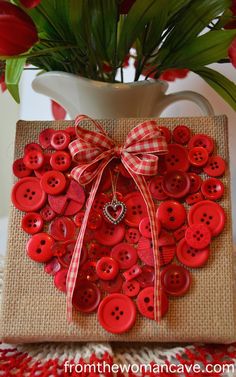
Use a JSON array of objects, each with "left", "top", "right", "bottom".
[
  {"left": 51, "top": 130, "right": 70, "bottom": 150},
  {"left": 111, "top": 243, "right": 137, "bottom": 269},
  {"left": 177, "top": 238, "right": 210, "bottom": 268},
  {"left": 201, "top": 178, "right": 224, "bottom": 200},
  {"left": 188, "top": 200, "right": 226, "bottom": 237},
  {"left": 185, "top": 191, "right": 204, "bottom": 206},
  {"left": 188, "top": 147, "right": 208, "bottom": 167},
  {"left": 124, "top": 192, "right": 148, "bottom": 227},
  {"left": 137, "top": 287, "right": 168, "bottom": 319},
  {"left": 162, "top": 170, "right": 190, "bottom": 198},
  {"left": 54, "top": 268, "right": 68, "bottom": 293},
  {"left": 23, "top": 150, "right": 44, "bottom": 170},
  {"left": 13, "top": 158, "right": 32, "bottom": 178},
  {"left": 99, "top": 274, "right": 123, "bottom": 293},
  {"left": 21, "top": 212, "right": 44, "bottom": 234},
  {"left": 44, "top": 257, "right": 61, "bottom": 275},
  {"left": 203, "top": 156, "right": 226, "bottom": 177},
  {"left": 137, "top": 266, "right": 155, "bottom": 288},
  {"left": 88, "top": 242, "right": 110, "bottom": 260},
  {"left": 80, "top": 261, "right": 98, "bottom": 282},
  {"left": 185, "top": 224, "right": 211, "bottom": 249},
  {"left": 123, "top": 280, "right": 140, "bottom": 297},
  {"left": 158, "top": 126, "right": 171, "bottom": 143},
  {"left": 95, "top": 222, "right": 125, "bottom": 246},
  {"left": 24, "top": 142, "right": 42, "bottom": 154},
  {"left": 39, "top": 128, "right": 55, "bottom": 149},
  {"left": 50, "top": 151, "right": 72, "bottom": 171},
  {"left": 40, "top": 204, "right": 56, "bottom": 222},
  {"left": 157, "top": 200, "right": 187, "bottom": 230},
  {"left": 98, "top": 293, "right": 136, "bottom": 334},
  {"left": 149, "top": 176, "right": 168, "bottom": 200},
  {"left": 188, "top": 172, "right": 202, "bottom": 194},
  {"left": 96, "top": 257, "right": 119, "bottom": 281},
  {"left": 40, "top": 170, "right": 67, "bottom": 195},
  {"left": 161, "top": 264, "right": 191, "bottom": 297},
  {"left": 164, "top": 144, "right": 190, "bottom": 172},
  {"left": 49, "top": 216, "right": 76, "bottom": 241},
  {"left": 11, "top": 177, "right": 47, "bottom": 212},
  {"left": 139, "top": 216, "right": 160, "bottom": 239},
  {"left": 73, "top": 280, "right": 101, "bottom": 313},
  {"left": 27, "top": 232, "right": 54, "bottom": 263},
  {"left": 123, "top": 264, "right": 142, "bottom": 281},
  {"left": 125, "top": 227, "right": 140, "bottom": 244},
  {"left": 188, "top": 134, "right": 214, "bottom": 155},
  {"left": 173, "top": 125, "right": 191, "bottom": 145}
]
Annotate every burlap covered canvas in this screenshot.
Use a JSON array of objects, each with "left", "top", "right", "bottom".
[{"left": 1, "top": 116, "right": 235, "bottom": 344}]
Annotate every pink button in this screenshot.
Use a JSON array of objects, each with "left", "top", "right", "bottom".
[
  {"left": 164, "top": 144, "right": 190, "bottom": 172},
  {"left": 188, "top": 147, "right": 209, "bottom": 167},
  {"left": 39, "top": 128, "right": 55, "bottom": 149},
  {"left": 111, "top": 243, "right": 137, "bottom": 269},
  {"left": 94, "top": 222, "right": 125, "bottom": 246},
  {"left": 73, "top": 280, "right": 101, "bottom": 313},
  {"left": 177, "top": 238, "right": 210, "bottom": 268},
  {"left": 203, "top": 156, "right": 226, "bottom": 177},
  {"left": 157, "top": 200, "right": 187, "bottom": 230},
  {"left": 51, "top": 130, "right": 70, "bottom": 150},
  {"left": 173, "top": 125, "right": 191, "bottom": 145},
  {"left": 185, "top": 224, "right": 211, "bottom": 249},
  {"left": 124, "top": 192, "right": 148, "bottom": 227},
  {"left": 11, "top": 177, "right": 47, "bottom": 212},
  {"left": 123, "top": 280, "right": 140, "bottom": 297},
  {"left": 201, "top": 178, "right": 224, "bottom": 201},
  {"left": 123, "top": 264, "right": 142, "bottom": 281},
  {"left": 26, "top": 232, "right": 54, "bottom": 263},
  {"left": 96, "top": 257, "right": 119, "bottom": 281},
  {"left": 49, "top": 216, "right": 76, "bottom": 241},
  {"left": 188, "top": 134, "right": 214, "bottom": 155},
  {"left": 125, "top": 227, "right": 140, "bottom": 244},
  {"left": 44, "top": 257, "right": 61, "bottom": 275},
  {"left": 162, "top": 170, "right": 190, "bottom": 198},
  {"left": 13, "top": 158, "right": 32, "bottom": 178},
  {"left": 54, "top": 268, "right": 68, "bottom": 293},
  {"left": 149, "top": 176, "right": 168, "bottom": 200}
]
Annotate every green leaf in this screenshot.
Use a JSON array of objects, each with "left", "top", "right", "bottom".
[
  {"left": 5, "top": 57, "right": 26, "bottom": 103},
  {"left": 195, "top": 67, "right": 236, "bottom": 110}
]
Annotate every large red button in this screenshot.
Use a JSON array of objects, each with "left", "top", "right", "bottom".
[
  {"left": 188, "top": 172, "right": 202, "bottom": 194},
  {"left": 203, "top": 156, "right": 226, "bottom": 177},
  {"left": 123, "top": 280, "right": 140, "bottom": 297},
  {"left": 188, "top": 147, "right": 208, "bottom": 167},
  {"left": 96, "top": 257, "right": 119, "bottom": 280},
  {"left": 26, "top": 232, "right": 54, "bottom": 263},
  {"left": 13, "top": 158, "right": 32, "bottom": 178},
  {"left": 124, "top": 192, "right": 148, "bottom": 227},
  {"left": 54, "top": 268, "right": 68, "bottom": 293},
  {"left": 99, "top": 274, "right": 123, "bottom": 294},
  {"left": 164, "top": 144, "right": 190, "bottom": 172},
  {"left": 188, "top": 200, "right": 226, "bottom": 237},
  {"left": 162, "top": 170, "right": 190, "bottom": 198},
  {"left": 137, "top": 266, "right": 155, "bottom": 288},
  {"left": 21, "top": 212, "right": 44, "bottom": 234},
  {"left": 40, "top": 170, "right": 67, "bottom": 195},
  {"left": 173, "top": 125, "right": 191, "bottom": 145},
  {"left": 73, "top": 280, "right": 101, "bottom": 313},
  {"left": 39, "top": 128, "right": 55, "bottom": 149},
  {"left": 137, "top": 287, "right": 168, "bottom": 319},
  {"left": 50, "top": 151, "right": 72, "bottom": 171},
  {"left": 185, "top": 224, "right": 211, "bottom": 249},
  {"left": 98, "top": 293, "right": 136, "bottom": 334},
  {"left": 161, "top": 264, "right": 191, "bottom": 297},
  {"left": 201, "top": 178, "right": 224, "bottom": 200},
  {"left": 157, "top": 200, "right": 187, "bottom": 230},
  {"left": 111, "top": 243, "right": 137, "bottom": 269},
  {"left": 11, "top": 177, "right": 47, "bottom": 212},
  {"left": 49, "top": 216, "right": 76, "bottom": 241},
  {"left": 125, "top": 227, "right": 140, "bottom": 244},
  {"left": 51, "top": 130, "right": 70, "bottom": 150},
  {"left": 188, "top": 134, "right": 214, "bottom": 155},
  {"left": 94, "top": 222, "right": 125, "bottom": 246},
  {"left": 149, "top": 176, "right": 168, "bottom": 201},
  {"left": 23, "top": 150, "right": 44, "bottom": 170},
  {"left": 177, "top": 238, "right": 210, "bottom": 268}
]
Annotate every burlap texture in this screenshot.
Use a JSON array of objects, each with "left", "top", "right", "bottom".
[{"left": 1, "top": 116, "right": 235, "bottom": 344}]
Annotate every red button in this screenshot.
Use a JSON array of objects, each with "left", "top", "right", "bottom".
[
  {"left": 94, "top": 222, "right": 125, "bottom": 246},
  {"left": 188, "top": 200, "right": 226, "bottom": 237},
  {"left": 11, "top": 177, "right": 47, "bottom": 212},
  {"left": 123, "top": 264, "right": 142, "bottom": 281},
  {"left": 99, "top": 274, "right": 123, "bottom": 294},
  {"left": 185, "top": 191, "right": 204, "bottom": 206},
  {"left": 23, "top": 150, "right": 44, "bottom": 170},
  {"left": 93, "top": 193, "right": 110, "bottom": 214},
  {"left": 58, "top": 240, "right": 84, "bottom": 268},
  {"left": 88, "top": 242, "right": 110, "bottom": 260},
  {"left": 124, "top": 192, "right": 148, "bottom": 227},
  {"left": 139, "top": 217, "right": 157, "bottom": 239},
  {"left": 173, "top": 225, "right": 188, "bottom": 242},
  {"left": 40, "top": 204, "right": 56, "bottom": 222},
  {"left": 13, "top": 158, "right": 32, "bottom": 178},
  {"left": 98, "top": 293, "right": 136, "bottom": 334},
  {"left": 158, "top": 230, "right": 176, "bottom": 266},
  {"left": 44, "top": 257, "right": 61, "bottom": 275},
  {"left": 50, "top": 151, "right": 72, "bottom": 171},
  {"left": 164, "top": 144, "right": 190, "bottom": 172},
  {"left": 65, "top": 126, "right": 76, "bottom": 141},
  {"left": 123, "top": 280, "right": 140, "bottom": 297},
  {"left": 157, "top": 200, "right": 187, "bottom": 230},
  {"left": 51, "top": 130, "right": 70, "bottom": 150},
  {"left": 162, "top": 170, "right": 190, "bottom": 198},
  {"left": 88, "top": 211, "right": 102, "bottom": 230},
  {"left": 188, "top": 147, "right": 208, "bottom": 167},
  {"left": 185, "top": 224, "right": 211, "bottom": 249},
  {"left": 21, "top": 212, "right": 44, "bottom": 234},
  {"left": 73, "top": 280, "right": 101, "bottom": 313},
  {"left": 73, "top": 211, "right": 85, "bottom": 228},
  {"left": 49, "top": 216, "right": 76, "bottom": 241},
  {"left": 137, "top": 237, "right": 154, "bottom": 266},
  {"left": 173, "top": 125, "right": 191, "bottom": 145},
  {"left": 201, "top": 178, "right": 224, "bottom": 200},
  {"left": 125, "top": 227, "right": 140, "bottom": 244},
  {"left": 137, "top": 266, "right": 155, "bottom": 288},
  {"left": 203, "top": 156, "right": 226, "bottom": 177},
  {"left": 26, "top": 232, "right": 54, "bottom": 263},
  {"left": 40, "top": 170, "right": 67, "bottom": 195},
  {"left": 51, "top": 241, "right": 66, "bottom": 257},
  {"left": 188, "top": 172, "right": 202, "bottom": 194},
  {"left": 188, "top": 134, "right": 214, "bottom": 155},
  {"left": 96, "top": 257, "right": 119, "bottom": 281},
  {"left": 39, "top": 128, "right": 55, "bottom": 149},
  {"left": 177, "top": 238, "right": 210, "bottom": 268},
  {"left": 137, "top": 287, "right": 168, "bottom": 319},
  {"left": 80, "top": 261, "right": 98, "bottom": 282},
  {"left": 149, "top": 176, "right": 168, "bottom": 200},
  {"left": 54, "top": 268, "right": 68, "bottom": 293},
  {"left": 24, "top": 142, "right": 42, "bottom": 154},
  {"left": 34, "top": 153, "right": 52, "bottom": 179},
  {"left": 111, "top": 243, "right": 137, "bottom": 269},
  {"left": 158, "top": 126, "right": 171, "bottom": 143},
  {"left": 161, "top": 264, "right": 191, "bottom": 297}
]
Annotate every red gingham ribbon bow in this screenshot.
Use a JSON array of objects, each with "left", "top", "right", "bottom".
[{"left": 66, "top": 115, "right": 168, "bottom": 323}]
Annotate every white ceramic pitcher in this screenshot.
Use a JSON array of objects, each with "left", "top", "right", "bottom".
[{"left": 32, "top": 72, "right": 214, "bottom": 119}]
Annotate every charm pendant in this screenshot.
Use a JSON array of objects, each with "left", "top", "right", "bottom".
[{"left": 103, "top": 198, "right": 127, "bottom": 225}]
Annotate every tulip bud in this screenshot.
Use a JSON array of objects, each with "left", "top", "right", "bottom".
[
  {"left": 20, "top": 0, "right": 41, "bottom": 9},
  {"left": 0, "top": 1, "right": 38, "bottom": 56},
  {"left": 119, "top": 0, "right": 136, "bottom": 14},
  {"left": 228, "top": 38, "right": 236, "bottom": 68}
]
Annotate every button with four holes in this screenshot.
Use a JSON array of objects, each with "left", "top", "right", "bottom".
[
  {"left": 185, "top": 224, "right": 211, "bottom": 249},
  {"left": 157, "top": 200, "right": 187, "bottom": 230},
  {"left": 96, "top": 257, "right": 119, "bottom": 281},
  {"left": 124, "top": 192, "right": 148, "bottom": 227},
  {"left": 201, "top": 178, "right": 224, "bottom": 200},
  {"left": 54, "top": 268, "right": 68, "bottom": 293},
  {"left": 177, "top": 238, "right": 210, "bottom": 268},
  {"left": 188, "top": 134, "right": 214, "bottom": 155},
  {"left": 40, "top": 170, "right": 67, "bottom": 195},
  {"left": 21, "top": 212, "right": 44, "bottom": 234},
  {"left": 173, "top": 125, "right": 191, "bottom": 145},
  {"left": 203, "top": 156, "right": 226, "bottom": 177},
  {"left": 23, "top": 150, "right": 44, "bottom": 170},
  {"left": 111, "top": 243, "right": 137, "bottom": 269},
  {"left": 137, "top": 287, "right": 168, "bottom": 319},
  {"left": 24, "top": 142, "right": 42, "bottom": 154},
  {"left": 73, "top": 280, "right": 101, "bottom": 313},
  {"left": 162, "top": 170, "right": 190, "bottom": 198},
  {"left": 40, "top": 204, "right": 56, "bottom": 222},
  {"left": 26, "top": 232, "right": 54, "bottom": 263},
  {"left": 11, "top": 177, "right": 47, "bottom": 212},
  {"left": 50, "top": 130, "right": 70, "bottom": 150},
  {"left": 123, "top": 280, "right": 140, "bottom": 297},
  {"left": 161, "top": 264, "right": 191, "bottom": 297},
  {"left": 50, "top": 151, "right": 72, "bottom": 171},
  {"left": 164, "top": 144, "right": 190, "bottom": 172},
  {"left": 149, "top": 176, "right": 168, "bottom": 200},
  {"left": 13, "top": 158, "right": 32, "bottom": 178},
  {"left": 188, "top": 147, "right": 208, "bottom": 167},
  {"left": 125, "top": 227, "right": 140, "bottom": 244}
]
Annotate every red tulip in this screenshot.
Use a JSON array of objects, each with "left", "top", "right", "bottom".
[
  {"left": 20, "top": 0, "right": 41, "bottom": 9},
  {"left": 0, "top": 1, "right": 38, "bottom": 56},
  {"left": 229, "top": 38, "right": 236, "bottom": 68},
  {"left": 119, "top": 0, "right": 136, "bottom": 14},
  {"left": 51, "top": 100, "right": 67, "bottom": 120},
  {"left": 0, "top": 73, "right": 6, "bottom": 93},
  {"left": 160, "top": 69, "right": 189, "bottom": 82}
]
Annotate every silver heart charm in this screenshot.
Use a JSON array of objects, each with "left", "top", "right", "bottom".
[{"left": 103, "top": 199, "right": 127, "bottom": 225}]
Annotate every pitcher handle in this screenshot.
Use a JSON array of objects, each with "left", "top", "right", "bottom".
[{"left": 158, "top": 90, "right": 214, "bottom": 116}]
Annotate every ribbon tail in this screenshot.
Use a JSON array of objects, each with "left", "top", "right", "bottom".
[{"left": 125, "top": 167, "right": 161, "bottom": 323}]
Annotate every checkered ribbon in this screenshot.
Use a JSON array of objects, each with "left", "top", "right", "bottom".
[{"left": 66, "top": 115, "right": 168, "bottom": 323}]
